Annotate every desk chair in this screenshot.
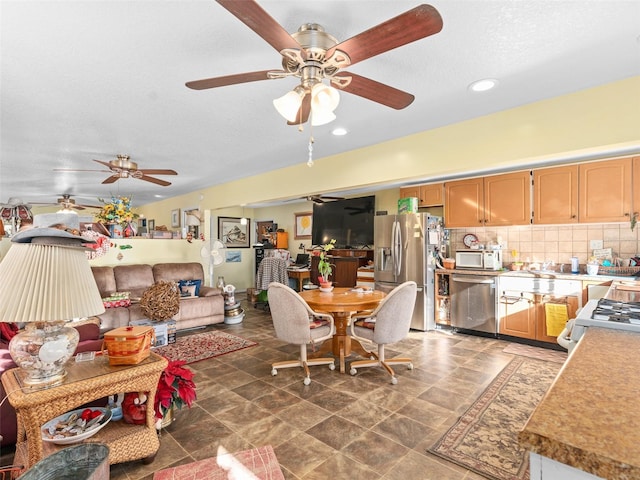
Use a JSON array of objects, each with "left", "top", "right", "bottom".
[
  {"left": 255, "top": 257, "right": 289, "bottom": 310},
  {"left": 267, "top": 283, "right": 336, "bottom": 385},
  {"left": 349, "top": 281, "right": 417, "bottom": 384}
]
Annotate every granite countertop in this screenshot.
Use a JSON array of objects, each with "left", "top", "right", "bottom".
[
  {"left": 519, "top": 326, "right": 640, "bottom": 478},
  {"left": 437, "top": 267, "right": 632, "bottom": 282}
]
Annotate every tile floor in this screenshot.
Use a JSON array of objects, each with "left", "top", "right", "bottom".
[{"left": 4, "top": 297, "right": 531, "bottom": 479}]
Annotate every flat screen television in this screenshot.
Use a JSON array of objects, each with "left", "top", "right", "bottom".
[{"left": 311, "top": 195, "right": 375, "bottom": 248}]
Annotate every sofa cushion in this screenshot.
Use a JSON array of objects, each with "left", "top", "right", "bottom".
[
  {"left": 153, "top": 262, "right": 204, "bottom": 284},
  {"left": 91, "top": 266, "right": 117, "bottom": 297},
  {"left": 113, "top": 264, "right": 155, "bottom": 298}
]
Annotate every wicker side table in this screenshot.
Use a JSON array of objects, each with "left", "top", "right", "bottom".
[{"left": 1, "top": 352, "right": 168, "bottom": 469}]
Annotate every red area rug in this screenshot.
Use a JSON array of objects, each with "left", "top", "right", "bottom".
[
  {"left": 153, "top": 445, "right": 284, "bottom": 480},
  {"left": 153, "top": 330, "right": 257, "bottom": 364}
]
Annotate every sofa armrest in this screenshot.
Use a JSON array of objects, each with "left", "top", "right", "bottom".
[{"left": 199, "top": 286, "right": 223, "bottom": 297}]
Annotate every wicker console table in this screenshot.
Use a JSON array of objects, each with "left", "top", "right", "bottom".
[{"left": 1, "top": 352, "right": 168, "bottom": 469}]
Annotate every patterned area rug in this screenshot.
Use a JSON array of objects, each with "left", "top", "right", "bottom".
[
  {"left": 502, "top": 343, "right": 567, "bottom": 364},
  {"left": 153, "top": 330, "right": 257, "bottom": 364},
  {"left": 428, "top": 357, "right": 562, "bottom": 480},
  {"left": 153, "top": 445, "right": 284, "bottom": 479}
]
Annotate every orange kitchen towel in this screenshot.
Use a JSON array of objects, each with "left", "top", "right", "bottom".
[{"left": 545, "top": 303, "right": 569, "bottom": 337}]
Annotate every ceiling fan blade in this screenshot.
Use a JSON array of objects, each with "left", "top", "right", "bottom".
[
  {"left": 139, "top": 175, "right": 171, "bottom": 187},
  {"left": 138, "top": 169, "right": 178, "bottom": 176},
  {"left": 54, "top": 168, "right": 110, "bottom": 173},
  {"left": 186, "top": 70, "right": 281, "bottom": 90},
  {"left": 93, "top": 159, "right": 115, "bottom": 169},
  {"left": 287, "top": 94, "right": 311, "bottom": 125},
  {"left": 102, "top": 175, "right": 119, "bottom": 185},
  {"left": 216, "top": 0, "right": 302, "bottom": 54},
  {"left": 332, "top": 72, "right": 414, "bottom": 110},
  {"left": 327, "top": 4, "right": 443, "bottom": 67}
]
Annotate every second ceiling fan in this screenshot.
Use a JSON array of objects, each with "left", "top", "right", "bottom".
[{"left": 186, "top": 1, "right": 443, "bottom": 125}]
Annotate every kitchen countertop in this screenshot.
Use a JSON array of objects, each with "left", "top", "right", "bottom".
[
  {"left": 519, "top": 281, "right": 640, "bottom": 479},
  {"left": 437, "top": 267, "right": 633, "bottom": 282}
]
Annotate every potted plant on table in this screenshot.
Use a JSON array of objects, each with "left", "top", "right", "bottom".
[
  {"left": 317, "top": 239, "right": 336, "bottom": 289},
  {"left": 154, "top": 359, "right": 197, "bottom": 429}
]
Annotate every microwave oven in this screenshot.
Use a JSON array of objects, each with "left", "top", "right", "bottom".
[{"left": 455, "top": 250, "right": 502, "bottom": 270}]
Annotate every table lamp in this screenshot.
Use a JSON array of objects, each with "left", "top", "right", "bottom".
[{"left": 0, "top": 227, "right": 105, "bottom": 386}]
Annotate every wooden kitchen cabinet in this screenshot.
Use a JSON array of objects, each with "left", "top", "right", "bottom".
[
  {"left": 579, "top": 157, "right": 632, "bottom": 223},
  {"left": 445, "top": 171, "right": 530, "bottom": 228},
  {"left": 444, "top": 177, "right": 484, "bottom": 227},
  {"left": 633, "top": 156, "right": 640, "bottom": 222},
  {"left": 535, "top": 295, "right": 579, "bottom": 343},
  {"left": 499, "top": 292, "right": 536, "bottom": 339},
  {"left": 533, "top": 165, "right": 579, "bottom": 224},
  {"left": 400, "top": 183, "right": 444, "bottom": 207},
  {"left": 435, "top": 271, "right": 450, "bottom": 326}
]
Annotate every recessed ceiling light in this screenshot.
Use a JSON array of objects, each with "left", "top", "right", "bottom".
[
  {"left": 332, "top": 127, "right": 348, "bottom": 136},
  {"left": 469, "top": 79, "right": 498, "bottom": 92}
]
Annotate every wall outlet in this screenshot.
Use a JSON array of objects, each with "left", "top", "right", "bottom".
[{"left": 590, "top": 239, "right": 603, "bottom": 250}]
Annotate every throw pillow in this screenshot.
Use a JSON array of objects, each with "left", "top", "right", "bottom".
[{"left": 178, "top": 279, "right": 202, "bottom": 297}]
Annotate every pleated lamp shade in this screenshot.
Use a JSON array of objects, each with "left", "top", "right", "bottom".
[
  {"left": 0, "top": 229, "right": 105, "bottom": 385},
  {"left": 0, "top": 242, "right": 105, "bottom": 322}
]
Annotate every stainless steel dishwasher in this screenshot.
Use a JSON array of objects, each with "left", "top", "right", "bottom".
[{"left": 450, "top": 274, "right": 497, "bottom": 335}]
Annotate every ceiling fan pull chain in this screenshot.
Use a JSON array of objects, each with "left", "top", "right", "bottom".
[{"left": 307, "top": 135, "right": 314, "bottom": 167}]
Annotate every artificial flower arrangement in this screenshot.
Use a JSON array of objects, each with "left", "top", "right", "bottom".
[
  {"left": 317, "top": 238, "right": 336, "bottom": 285},
  {"left": 154, "top": 359, "right": 197, "bottom": 420},
  {"left": 96, "top": 195, "right": 139, "bottom": 226}
]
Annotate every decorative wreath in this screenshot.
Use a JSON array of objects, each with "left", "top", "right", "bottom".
[{"left": 140, "top": 281, "right": 180, "bottom": 321}]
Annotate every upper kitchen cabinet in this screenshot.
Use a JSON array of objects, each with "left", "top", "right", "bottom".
[
  {"left": 578, "top": 158, "right": 632, "bottom": 223},
  {"left": 633, "top": 156, "right": 640, "bottom": 222},
  {"left": 444, "top": 177, "right": 484, "bottom": 227},
  {"left": 533, "top": 165, "right": 579, "bottom": 224},
  {"left": 399, "top": 183, "right": 444, "bottom": 207},
  {"left": 445, "top": 171, "right": 531, "bottom": 227}
]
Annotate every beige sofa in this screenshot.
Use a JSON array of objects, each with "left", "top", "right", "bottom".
[{"left": 91, "top": 262, "right": 225, "bottom": 333}]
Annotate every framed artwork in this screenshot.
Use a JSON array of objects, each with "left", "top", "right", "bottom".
[
  {"left": 218, "top": 216, "right": 250, "bottom": 248},
  {"left": 171, "top": 209, "right": 180, "bottom": 228},
  {"left": 225, "top": 250, "right": 242, "bottom": 263},
  {"left": 148, "top": 219, "right": 155, "bottom": 231},
  {"left": 294, "top": 212, "right": 312, "bottom": 239}
]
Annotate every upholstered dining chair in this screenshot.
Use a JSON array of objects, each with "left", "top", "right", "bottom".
[
  {"left": 348, "top": 281, "right": 417, "bottom": 384},
  {"left": 267, "top": 282, "right": 336, "bottom": 385}
]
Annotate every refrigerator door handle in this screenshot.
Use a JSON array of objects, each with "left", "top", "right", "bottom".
[{"left": 393, "top": 220, "right": 402, "bottom": 277}]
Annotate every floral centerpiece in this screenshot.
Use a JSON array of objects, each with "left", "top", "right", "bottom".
[
  {"left": 154, "top": 360, "right": 197, "bottom": 424},
  {"left": 96, "top": 195, "right": 138, "bottom": 226},
  {"left": 317, "top": 239, "right": 336, "bottom": 286}
]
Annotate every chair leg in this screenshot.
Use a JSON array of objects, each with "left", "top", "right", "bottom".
[
  {"left": 272, "top": 345, "right": 335, "bottom": 385},
  {"left": 349, "top": 344, "right": 412, "bottom": 384}
]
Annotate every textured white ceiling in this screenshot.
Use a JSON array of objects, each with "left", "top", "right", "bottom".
[{"left": 1, "top": 0, "right": 639, "bottom": 208}]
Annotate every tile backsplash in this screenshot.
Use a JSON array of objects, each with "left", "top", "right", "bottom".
[{"left": 450, "top": 223, "right": 640, "bottom": 267}]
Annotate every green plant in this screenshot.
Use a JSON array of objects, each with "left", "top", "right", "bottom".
[{"left": 317, "top": 239, "right": 336, "bottom": 283}]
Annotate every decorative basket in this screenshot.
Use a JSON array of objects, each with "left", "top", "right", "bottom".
[
  {"left": 102, "top": 326, "right": 155, "bottom": 365},
  {"left": 596, "top": 266, "right": 640, "bottom": 276},
  {"left": 140, "top": 281, "right": 180, "bottom": 320}
]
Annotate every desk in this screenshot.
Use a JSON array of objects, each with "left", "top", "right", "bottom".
[
  {"left": 2, "top": 352, "right": 168, "bottom": 469},
  {"left": 300, "top": 287, "right": 385, "bottom": 373},
  {"left": 287, "top": 268, "right": 310, "bottom": 292}
]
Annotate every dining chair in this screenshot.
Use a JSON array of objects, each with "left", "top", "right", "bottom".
[
  {"left": 267, "top": 282, "right": 336, "bottom": 385},
  {"left": 348, "top": 281, "right": 417, "bottom": 384}
]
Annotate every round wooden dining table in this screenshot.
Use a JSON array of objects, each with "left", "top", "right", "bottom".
[{"left": 299, "top": 287, "right": 386, "bottom": 373}]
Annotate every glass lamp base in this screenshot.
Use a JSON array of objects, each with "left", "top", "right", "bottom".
[{"left": 8, "top": 321, "right": 79, "bottom": 386}]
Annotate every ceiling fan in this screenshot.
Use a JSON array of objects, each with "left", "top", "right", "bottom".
[
  {"left": 32, "top": 194, "right": 99, "bottom": 211},
  {"left": 186, "top": 1, "right": 443, "bottom": 125},
  {"left": 55, "top": 155, "right": 178, "bottom": 186},
  {"left": 304, "top": 194, "right": 344, "bottom": 204}
]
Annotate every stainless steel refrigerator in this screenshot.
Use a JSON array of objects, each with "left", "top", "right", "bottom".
[{"left": 374, "top": 213, "right": 443, "bottom": 331}]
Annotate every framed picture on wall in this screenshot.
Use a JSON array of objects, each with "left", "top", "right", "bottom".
[
  {"left": 171, "top": 209, "right": 180, "bottom": 228},
  {"left": 218, "top": 216, "right": 250, "bottom": 248},
  {"left": 294, "top": 212, "right": 312, "bottom": 239}
]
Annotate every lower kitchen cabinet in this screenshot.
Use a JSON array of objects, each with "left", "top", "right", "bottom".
[
  {"left": 535, "top": 295, "right": 579, "bottom": 343},
  {"left": 499, "top": 292, "right": 536, "bottom": 339}
]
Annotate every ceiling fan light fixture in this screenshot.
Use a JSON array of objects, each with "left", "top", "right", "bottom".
[
  {"left": 273, "top": 86, "right": 305, "bottom": 122},
  {"left": 311, "top": 83, "right": 340, "bottom": 112},
  {"left": 310, "top": 108, "right": 336, "bottom": 126}
]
